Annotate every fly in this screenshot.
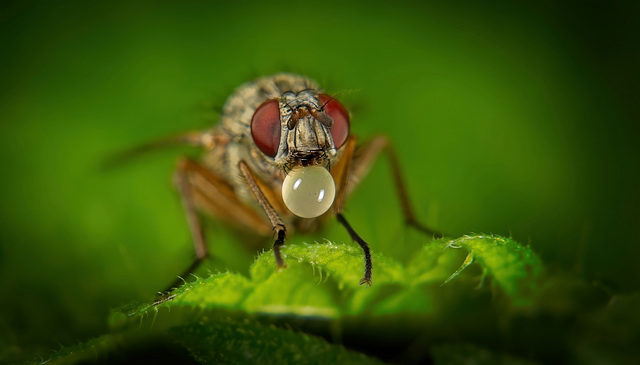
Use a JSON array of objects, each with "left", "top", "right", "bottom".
[{"left": 114, "top": 73, "right": 441, "bottom": 289}]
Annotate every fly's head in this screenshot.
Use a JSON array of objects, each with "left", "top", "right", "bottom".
[
  {"left": 250, "top": 90, "right": 350, "bottom": 218},
  {"left": 250, "top": 90, "right": 349, "bottom": 167}
]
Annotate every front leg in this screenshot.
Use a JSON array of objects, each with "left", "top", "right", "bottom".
[
  {"left": 331, "top": 137, "right": 373, "bottom": 286},
  {"left": 238, "top": 161, "right": 287, "bottom": 269},
  {"left": 330, "top": 136, "right": 444, "bottom": 286},
  {"left": 336, "top": 213, "right": 372, "bottom": 286}
]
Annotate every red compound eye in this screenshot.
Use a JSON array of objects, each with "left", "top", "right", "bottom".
[
  {"left": 251, "top": 99, "right": 281, "bottom": 157},
  {"left": 318, "top": 94, "right": 350, "bottom": 149}
]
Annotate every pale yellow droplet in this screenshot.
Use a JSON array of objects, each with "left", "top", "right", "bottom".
[{"left": 282, "top": 166, "right": 336, "bottom": 218}]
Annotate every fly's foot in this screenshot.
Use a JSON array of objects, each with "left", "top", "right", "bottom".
[
  {"left": 359, "top": 277, "right": 372, "bottom": 286},
  {"left": 273, "top": 227, "right": 287, "bottom": 271}
]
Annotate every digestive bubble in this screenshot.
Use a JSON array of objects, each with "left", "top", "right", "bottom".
[{"left": 282, "top": 166, "right": 336, "bottom": 218}]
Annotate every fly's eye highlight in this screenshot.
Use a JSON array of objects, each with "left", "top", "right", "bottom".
[
  {"left": 251, "top": 99, "right": 281, "bottom": 157},
  {"left": 318, "top": 94, "right": 350, "bottom": 149}
]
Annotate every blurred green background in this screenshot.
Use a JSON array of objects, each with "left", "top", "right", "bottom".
[{"left": 1, "top": 0, "right": 637, "bottom": 359}]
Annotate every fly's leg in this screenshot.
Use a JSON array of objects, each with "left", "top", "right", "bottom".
[
  {"left": 349, "top": 136, "right": 443, "bottom": 238},
  {"left": 169, "top": 158, "right": 209, "bottom": 291},
  {"left": 336, "top": 213, "right": 373, "bottom": 286},
  {"left": 331, "top": 137, "right": 373, "bottom": 286},
  {"left": 238, "top": 161, "right": 287, "bottom": 269},
  {"left": 387, "top": 144, "right": 442, "bottom": 237},
  {"left": 167, "top": 158, "right": 272, "bottom": 292},
  {"left": 331, "top": 136, "right": 444, "bottom": 286}
]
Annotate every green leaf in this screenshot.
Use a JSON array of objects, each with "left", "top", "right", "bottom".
[
  {"left": 112, "top": 235, "right": 542, "bottom": 332},
  {"left": 406, "top": 239, "right": 470, "bottom": 286},
  {"left": 45, "top": 317, "right": 384, "bottom": 365},
  {"left": 45, "top": 235, "right": 553, "bottom": 364},
  {"left": 437, "top": 235, "right": 543, "bottom": 305},
  {"left": 171, "top": 316, "right": 384, "bottom": 364}
]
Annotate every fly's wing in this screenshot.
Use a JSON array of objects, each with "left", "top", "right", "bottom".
[{"left": 101, "top": 132, "right": 209, "bottom": 170}]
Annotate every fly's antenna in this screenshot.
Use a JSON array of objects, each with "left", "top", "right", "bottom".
[
  {"left": 284, "top": 99, "right": 302, "bottom": 130},
  {"left": 319, "top": 96, "right": 336, "bottom": 111}
]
